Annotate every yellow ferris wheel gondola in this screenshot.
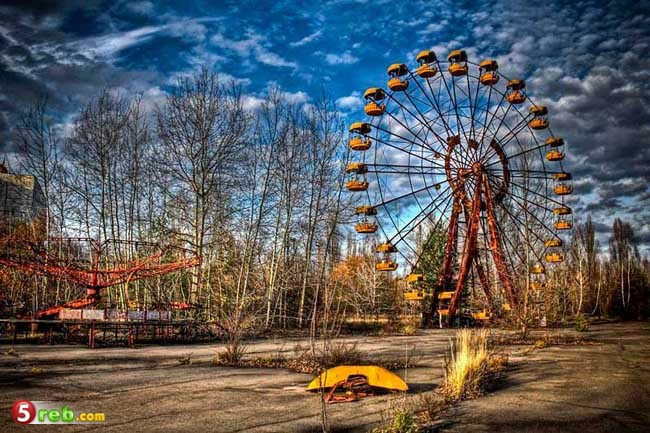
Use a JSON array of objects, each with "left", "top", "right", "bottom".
[{"left": 387, "top": 63, "right": 409, "bottom": 91}]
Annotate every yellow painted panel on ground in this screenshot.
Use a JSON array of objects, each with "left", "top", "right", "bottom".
[{"left": 307, "top": 365, "right": 408, "bottom": 391}]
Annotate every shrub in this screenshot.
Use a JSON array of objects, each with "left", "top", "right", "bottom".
[{"left": 213, "top": 340, "right": 248, "bottom": 366}]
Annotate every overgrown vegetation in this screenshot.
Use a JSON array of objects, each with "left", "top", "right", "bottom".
[{"left": 369, "top": 330, "right": 507, "bottom": 433}]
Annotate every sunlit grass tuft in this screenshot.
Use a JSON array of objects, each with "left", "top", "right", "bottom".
[{"left": 441, "top": 329, "right": 506, "bottom": 401}]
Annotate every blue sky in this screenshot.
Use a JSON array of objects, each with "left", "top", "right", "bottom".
[{"left": 0, "top": 0, "right": 649, "bottom": 251}]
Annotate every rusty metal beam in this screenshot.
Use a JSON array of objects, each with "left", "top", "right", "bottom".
[
  {"left": 448, "top": 177, "right": 483, "bottom": 321},
  {"left": 483, "top": 174, "right": 517, "bottom": 306}
]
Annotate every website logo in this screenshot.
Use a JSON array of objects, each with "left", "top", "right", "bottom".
[{"left": 11, "top": 400, "right": 106, "bottom": 425}]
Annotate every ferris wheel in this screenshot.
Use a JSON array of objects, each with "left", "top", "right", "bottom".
[{"left": 345, "top": 49, "right": 574, "bottom": 321}]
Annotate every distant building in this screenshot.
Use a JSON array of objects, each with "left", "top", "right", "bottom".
[{"left": 0, "top": 163, "right": 47, "bottom": 223}]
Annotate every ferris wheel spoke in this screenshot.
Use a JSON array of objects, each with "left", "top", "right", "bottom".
[
  {"left": 388, "top": 93, "right": 447, "bottom": 149},
  {"left": 502, "top": 192, "right": 557, "bottom": 242},
  {"left": 411, "top": 197, "right": 454, "bottom": 271},
  {"left": 435, "top": 61, "right": 471, "bottom": 146},
  {"left": 478, "top": 93, "right": 508, "bottom": 149},
  {"left": 476, "top": 84, "right": 495, "bottom": 158},
  {"left": 383, "top": 189, "right": 453, "bottom": 267},
  {"left": 507, "top": 173, "right": 555, "bottom": 180},
  {"left": 507, "top": 183, "right": 556, "bottom": 214},
  {"left": 488, "top": 212, "right": 530, "bottom": 271},
  {"left": 388, "top": 188, "right": 453, "bottom": 246},
  {"left": 466, "top": 73, "right": 484, "bottom": 162},
  {"left": 493, "top": 168, "right": 559, "bottom": 175},
  {"left": 379, "top": 107, "right": 468, "bottom": 169},
  {"left": 450, "top": 82, "right": 474, "bottom": 168},
  {"left": 402, "top": 86, "right": 464, "bottom": 155},
  {"left": 494, "top": 205, "right": 546, "bottom": 266},
  {"left": 381, "top": 108, "right": 435, "bottom": 152},
  {"left": 373, "top": 181, "right": 452, "bottom": 209},
  {"left": 373, "top": 134, "right": 443, "bottom": 167},
  {"left": 417, "top": 137, "right": 446, "bottom": 224},
  {"left": 367, "top": 166, "right": 447, "bottom": 175},
  {"left": 402, "top": 144, "right": 435, "bottom": 228},
  {"left": 494, "top": 114, "right": 533, "bottom": 144},
  {"left": 499, "top": 202, "right": 554, "bottom": 266},
  {"left": 488, "top": 169, "right": 553, "bottom": 182},
  {"left": 479, "top": 116, "right": 535, "bottom": 163},
  {"left": 505, "top": 176, "right": 567, "bottom": 208},
  {"left": 413, "top": 75, "right": 454, "bottom": 136},
  {"left": 486, "top": 141, "right": 547, "bottom": 168},
  {"left": 366, "top": 162, "right": 446, "bottom": 174}
]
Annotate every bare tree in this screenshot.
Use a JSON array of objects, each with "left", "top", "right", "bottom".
[{"left": 156, "top": 67, "right": 249, "bottom": 305}]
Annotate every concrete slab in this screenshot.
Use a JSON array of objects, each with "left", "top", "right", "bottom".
[{"left": 1, "top": 322, "right": 648, "bottom": 432}]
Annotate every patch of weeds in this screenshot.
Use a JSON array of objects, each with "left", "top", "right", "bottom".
[
  {"left": 177, "top": 354, "right": 192, "bottom": 365},
  {"left": 523, "top": 339, "right": 548, "bottom": 355},
  {"left": 212, "top": 340, "right": 248, "bottom": 366},
  {"left": 492, "top": 332, "right": 587, "bottom": 348},
  {"left": 4, "top": 348, "right": 19, "bottom": 357},
  {"left": 575, "top": 314, "right": 590, "bottom": 332},
  {"left": 440, "top": 329, "right": 508, "bottom": 401},
  {"left": 400, "top": 318, "right": 420, "bottom": 336},
  {"left": 372, "top": 406, "right": 419, "bottom": 433},
  {"left": 321, "top": 341, "right": 365, "bottom": 366},
  {"left": 409, "top": 393, "right": 447, "bottom": 427},
  {"left": 213, "top": 340, "right": 420, "bottom": 375},
  {"left": 249, "top": 346, "right": 287, "bottom": 369},
  {"left": 29, "top": 366, "right": 45, "bottom": 376}
]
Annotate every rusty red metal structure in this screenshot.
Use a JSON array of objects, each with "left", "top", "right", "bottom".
[{"left": 0, "top": 237, "right": 200, "bottom": 318}]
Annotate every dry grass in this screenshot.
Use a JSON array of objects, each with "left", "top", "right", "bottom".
[
  {"left": 441, "top": 329, "right": 507, "bottom": 401},
  {"left": 212, "top": 340, "right": 418, "bottom": 374}
]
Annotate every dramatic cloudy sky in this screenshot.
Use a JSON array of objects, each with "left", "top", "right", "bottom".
[{"left": 0, "top": 0, "right": 649, "bottom": 252}]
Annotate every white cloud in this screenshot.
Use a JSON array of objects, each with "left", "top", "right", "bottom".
[
  {"left": 417, "top": 20, "right": 448, "bottom": 35},
  {"left": 125, "top": 1, "right": 155, "bottom": 16},
  {"left": 335, "top": 91, "right": 362, "bottom": 111},
  {"left": 211, "top": 31, "right": 297, "bottom": 68},
  {"left": 242, "top": 95, "right": 265, "bottom": 111},
  {"left": 282, "top": 90, "right": 309, "bottom": 104},
  {"left": 289, "top": 30, "right": 322, "bottom": 47},
  {"left": 324, "top": 51, "right": 359, "bottom": 65},
  {"left": 37, "top": 18, "right": 222, "bottom": 64}
]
